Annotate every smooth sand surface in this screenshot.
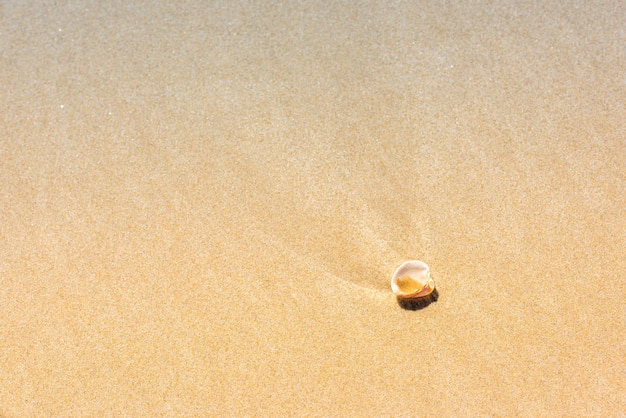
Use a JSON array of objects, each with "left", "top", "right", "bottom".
[{"left": 1, "top": 1, "right": 625, "bottom": 416}]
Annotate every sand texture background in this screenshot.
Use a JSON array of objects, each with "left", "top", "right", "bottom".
[{"left": 1, "top": 0, "right": 625, "bottom": 416}]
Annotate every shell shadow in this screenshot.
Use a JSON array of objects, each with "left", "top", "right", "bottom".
[{"left": 397, "top": 288, "right": 439, "bottom": 311}]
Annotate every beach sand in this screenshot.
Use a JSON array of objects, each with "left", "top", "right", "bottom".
[{"left": 1, "top": 1, "right": 625, "bottom": 415}]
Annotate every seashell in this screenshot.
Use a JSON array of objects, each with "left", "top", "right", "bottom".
[{"left": 391, "top": 260, "right": 435, "bottom": 299}]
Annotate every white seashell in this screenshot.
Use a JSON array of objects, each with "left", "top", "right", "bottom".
[{"left": 391, "top": 260, "right": 435, "bottom": 299}]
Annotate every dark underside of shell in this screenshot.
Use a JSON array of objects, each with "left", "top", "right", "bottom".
[{"left": 397, "top": 288, "right": 439, "bottom": 311}]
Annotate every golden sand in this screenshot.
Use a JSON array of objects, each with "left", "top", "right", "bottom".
[{"left": 1, "top": 0, "right": 625, "bottom": 416}]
